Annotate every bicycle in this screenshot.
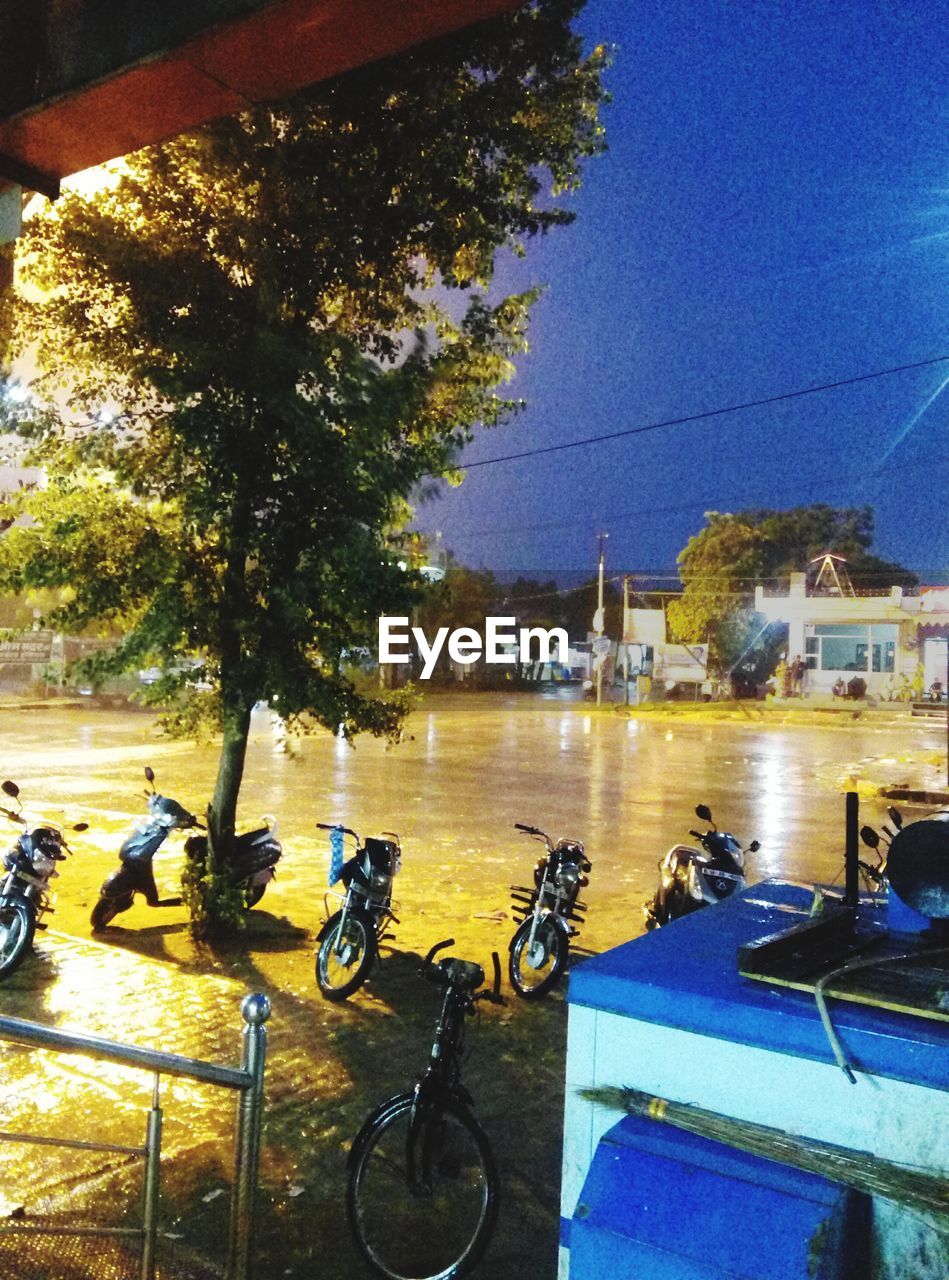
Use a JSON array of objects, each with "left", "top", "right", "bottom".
[{"left": 346, "top": 939, "right": 504, "bottom": 1280}]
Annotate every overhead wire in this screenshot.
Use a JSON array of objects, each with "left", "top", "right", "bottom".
[{"left": 431, "top": 352, "right": 949, "bottom": 473}]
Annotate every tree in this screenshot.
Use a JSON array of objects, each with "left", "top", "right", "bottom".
[
  {"left": 557, "top": 576, "right": 622, "bottom": 641},
  {"left": 667, "top": 505, "right": 917, "bottom": 682},
  {"left": 0, "top": 2, "right": 607, "bottom": 931}
]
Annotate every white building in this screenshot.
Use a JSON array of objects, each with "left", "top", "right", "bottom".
[{"left": 755, "top": 570, "right": 948, "bottom": 696}]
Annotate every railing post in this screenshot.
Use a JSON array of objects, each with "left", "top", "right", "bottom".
[
  {"left": 228, "top": 993, "right": 270, "bottom": 1280},
  {"left": 141, "top": 1073, "right": 163, "bottom": 1280}
]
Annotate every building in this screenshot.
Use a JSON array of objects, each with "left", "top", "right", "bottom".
[{"left": 755, "top": 568, "right": 949, "bottom": 697}]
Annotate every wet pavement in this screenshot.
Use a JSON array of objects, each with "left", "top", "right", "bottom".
[{"left": 0, "top": 694, "right": 944, "bottom": 1277}]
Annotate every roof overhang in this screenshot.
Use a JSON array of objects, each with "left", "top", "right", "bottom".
[{"left": 0, "top": 0, "right": 519, "bottom": 197}]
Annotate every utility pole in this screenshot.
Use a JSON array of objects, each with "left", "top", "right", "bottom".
[
  {"left": 595, "top": 532, "right": 608, "bottom": 707},
  {"left": 623, "top": 575, "right": 630, "bottom": 705}
]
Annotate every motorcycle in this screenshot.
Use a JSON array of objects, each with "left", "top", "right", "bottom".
[
  {"left": 508, "top": 822, "right": 591, "bottom": 999},
  {"left": 315, "top": 822, "right": 401, "bottom": 1001},
  {"left": 91, "top": 767, "right": 282, "bottom": 930},
  {"left": 643, "top": 804, "right": 759, "bottom": 930},
  {"left": 0, "top": 779, "right": 88, "bottom": 978}
]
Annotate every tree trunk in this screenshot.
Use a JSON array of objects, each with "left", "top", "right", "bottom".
[
  {"left": 209, "top": 701, "right": 253, "bottom": 854},
  {"left": 185, "top": 699, "right": 253, "bottom": 937}
]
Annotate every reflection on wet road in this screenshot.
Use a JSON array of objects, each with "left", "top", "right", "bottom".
[{"left": 0, "top": 695, "right": 942, "bottom": 1275}]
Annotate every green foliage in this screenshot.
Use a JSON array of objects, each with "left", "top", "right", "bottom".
[
  {"left": 0, "top": 0, "right": 607, "bottom": 929},
  {"left": 180, "top": 835, "right": 246, "bottom": 938},
  {"left": 668, "top": 505, "right": 917, "bottom": 680},
  {"left": 557, "top": 576, "right": 622, "bottom": 639}
]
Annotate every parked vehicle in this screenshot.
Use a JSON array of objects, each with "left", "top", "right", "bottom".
[
  {"left": 91, "top": 767, "right": 282, "bottom": 930},
  {"left": 0, "top": 779, "right": 88, "bottom": 978},
  {"left": 855, "top": 804, "right": 903, "bottom": 894},
  {"left": 315, "top": 823, "right": 401, "bottom": 1001},
  {"left": 643, "top": 804, "right": 759, "bottom": 930},
  {"left": 508, "top": 822, "right": 591, "bottom": 999},
  {"left": 347, "top": 938, "right": 504, "bottom": 1280}
]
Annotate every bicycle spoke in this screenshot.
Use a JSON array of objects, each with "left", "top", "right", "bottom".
[{"left": 350, "top": 1097, "right": 495, "bottom": 1280}]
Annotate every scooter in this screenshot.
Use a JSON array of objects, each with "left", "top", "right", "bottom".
[
  {"left": 643, "top": 804, "right": 759, "bottom": 930},
  {"left": 0, "top": 779, "right": 88, "bottom": 978},
  {"left": 315, "top": 823, "right": 401, "bottom": 1001},
  {"left": 91, "top": 767, "right": 282, "bottom": 930},
  {"left": 508, "top": 822, "right": 591, "bottom": 999}
]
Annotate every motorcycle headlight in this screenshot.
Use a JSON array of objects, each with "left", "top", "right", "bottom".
[{"left": 557, "top": 865, "right": 579, "bottom": 891}]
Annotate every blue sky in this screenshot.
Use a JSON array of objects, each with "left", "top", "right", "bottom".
[{"left": 412, "top": 0, "right": 949, "bottom": 583}]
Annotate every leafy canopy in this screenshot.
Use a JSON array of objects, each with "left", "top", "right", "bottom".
[
  {"left": 1, "top": 0, "right": 608, "bottom": 755},
  {"left": 667, "top": 504, "right": 917, "bottom": 677}
]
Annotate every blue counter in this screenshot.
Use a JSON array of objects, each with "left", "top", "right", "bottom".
[{"left": 560, "top": 881, "right": 949, "bottom": 1280}]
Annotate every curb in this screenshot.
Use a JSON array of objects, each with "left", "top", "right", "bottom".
[{"left": 880, "top": 787, "right": 949, "bottom": 808}]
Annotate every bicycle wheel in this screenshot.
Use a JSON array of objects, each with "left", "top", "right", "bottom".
[
  {"left": 0, "top": 896, "right": 35, "bottom": 980},
  {"left": 347, "top": 1092, "right": 499, "bottom": 1280},
  {"left": 316, "top": 908, "right": 376, "bottom": 1001},
  {"left": 508, "top": 914, "right": 567, "bottom": 999}
]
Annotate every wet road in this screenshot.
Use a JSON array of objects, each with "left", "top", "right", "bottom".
[
  {"left": 5, "top": 693, "right": 940, "bottom": 918},
  {"left": 0, "top": 694, "right": 942, "bottom": 1277}
]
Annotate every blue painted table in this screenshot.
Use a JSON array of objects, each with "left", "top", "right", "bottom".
[{"left": 560, "top": 880, "right": 949, "bottom": 1279}]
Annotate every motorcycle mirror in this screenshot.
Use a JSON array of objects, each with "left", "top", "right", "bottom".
[
  {"left": 860, "top": 825, "right": 880, "bottom": 849},
  {"left": 748, "top": 840, "right": 760, "bottom": 853},
  {"left": 2, "top": 780, "right": 19, "bottom": 799},
  {"left": 887, "top": 806, "right": 903, "bottom": 830},
  {"left": 73, "top": 822, "right": 89, "bottom": 833},
  {"left": 144, "top": 766, "right": 155, "bottom": 784},
  {"left": 695, "top": 804, "right": 712, "bottom": 824}
]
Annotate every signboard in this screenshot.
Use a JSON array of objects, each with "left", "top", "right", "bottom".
[
  {"left": 653, "top": 643, "right": 708, "bottom": 684},
  {"left": 0, "top": 630, "right": 54, "bottom": 664},
  {"left": 623, "top": 607, "right": 665, "bottom": 645}
]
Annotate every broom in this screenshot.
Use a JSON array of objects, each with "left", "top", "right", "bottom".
[{"left": 579, "top": 1085, "right": 949, "bottom": 1220}]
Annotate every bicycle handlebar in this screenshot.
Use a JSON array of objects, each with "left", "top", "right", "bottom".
[
  {"left": 421, "top": 938, "right": 454, "bottom": 978},
  {"left": 316, "top": 822, "right": 359, "bottom": 841}
]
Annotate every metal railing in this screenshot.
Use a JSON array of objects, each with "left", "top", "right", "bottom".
[{"left": 0, "top": 992, "right": 270, "bottom": 1280}]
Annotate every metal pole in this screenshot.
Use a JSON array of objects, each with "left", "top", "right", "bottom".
[
  {"left": 141, "top": 1073, "right": 162, "bottom": 1280},
  {"left": 844, "top": 790, "right": 859, "bottom": 908},
  {"left": 623, "top": 576, "right": 630, "bottom": 706},
  {"left": 228, "top": 994, "right": 270, "bottom": 1280},
  {"left": 596, "top": 533, "right": 608, "bottom": 707}
]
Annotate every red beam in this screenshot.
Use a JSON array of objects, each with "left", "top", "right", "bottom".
[{"left": 0, "top": 0, "right": 519, "bottom": 185}]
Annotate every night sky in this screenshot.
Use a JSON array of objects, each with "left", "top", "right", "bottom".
[{"left": 412, "top": 0, "right": 949, "bottom": 585}]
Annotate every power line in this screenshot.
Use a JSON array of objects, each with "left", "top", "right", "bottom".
[
  {"left": 430, "top": 451, "right": 949, "bottom": 540},
  {"left": 438, "top": 353, "right": 949, "bottom": 472}
]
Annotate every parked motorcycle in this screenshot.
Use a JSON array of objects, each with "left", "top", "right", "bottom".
[
  {"left": 643, "top": 804, "right": 759, "bottom": 930},
  {"left": 0, "top": 779, "right": 88, "bottom": 978},
  {"left": 91, "top": 767, "right": 282, "bottom": 930},
  {"left": 315, "top": 823, "right": 401, "bottom": 1001},
  {"left": 855, "top": 804, "right": 903, "bottom": 894},
  {"left": 508, "top": 822, "right": 591, "bottom": 998}
]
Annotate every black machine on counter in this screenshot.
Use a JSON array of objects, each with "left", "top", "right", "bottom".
[{"left": 739, "top": 793, "right": 949, "bottom": 1024}]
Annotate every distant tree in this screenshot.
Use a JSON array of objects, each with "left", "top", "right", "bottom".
[
  {"left": 557, "top": 576, "right": 622, "bottom": 641},
  {"left": 667, "top": 505, "right": 917, "bottom": 682},
  {"left": 0, "top": 1, "right": 608, "bottom": 932}
]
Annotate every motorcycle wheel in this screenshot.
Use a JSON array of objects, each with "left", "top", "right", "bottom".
[
  {"left": 0, "top": 896, "right": 35, "bottom": 979},
  {"left": 243, "top": 882, "right": 267, "bottom": 910},
  {"left": 90, "top": 894, "right": 132, "bottom": 932},
  {"left": 508, "top": 915, "right": 567, "bottom": 1000},
  {"left": 316, "top": 909, "right": 376, "bottom": 1001},
  {"left": 347, "top": 1091, "right": 499, "bottom": 1280}
]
